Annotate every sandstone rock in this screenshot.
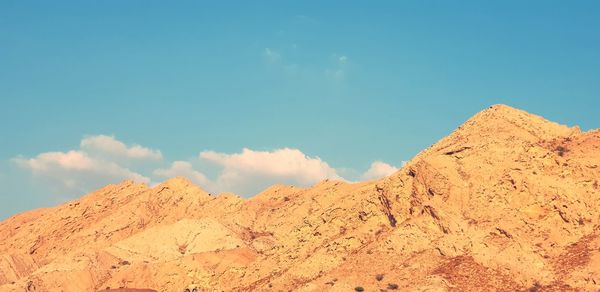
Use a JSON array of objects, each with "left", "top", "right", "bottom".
[{"left": 1, "top": 105, "right": 598, "bottom": 291}]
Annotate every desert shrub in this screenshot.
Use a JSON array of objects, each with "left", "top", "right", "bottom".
[
  {"left": 555, "top": 145, "right": 568, "bottom": 157},
  {"left": 529, "top": 282, "right": 541, "bottom": 292},
  {"left": 355, "top": 287, "right": 365, "bottom": 292},
  {"left": 178, "top": 243, "right": 188, "bottom": 254},
  {"left": 387, "top": 283, "right": 399, "bottom": 290},
  {"left": 375, "top": 274, "right": 384, "bottom": 281}
]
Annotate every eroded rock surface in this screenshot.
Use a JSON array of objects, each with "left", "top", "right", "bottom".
[{"left": 1, "top": 105, "right": 599, "bottom": 291}]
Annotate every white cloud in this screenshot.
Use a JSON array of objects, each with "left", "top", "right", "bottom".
[
  {"left": 153, "top": 161, "right": 210, "bottom": 188},
  {"left": 199, "top": 148, "right": 342, "bottom": 195},
  {"left": 361, "top": 161, "right": 399, "bottom": 180},
  {"left": 13, "top": 134, "right": 403, "bottom": 198},
  {"left": 261, "top": 46, "right": 351, "bottom": 86},
  {"left": 81, "top": 135, "right": 162, "bottom": 160},
  {"left": 326, "top": 69, "right": 345, "bottom": 82},
  {"left": 263, "top": 48, "right": 282, "bottom": 63},
  {"left": 326, "top": 54, "right": 350, "bottom": 83},
  {"left": 13, "top": 135, "right": 158, "bottom": 195},
  {"left": 14, "top": 150, "right": 150, "bottom": 193}
]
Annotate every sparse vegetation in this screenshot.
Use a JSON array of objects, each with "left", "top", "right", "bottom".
[
  {"left": 556, "top": 145, "right": 568, "bottom": 157},
  {"left": 529, "top": 281, "right": 541, "bottom": 292},
  {"left": 355, "top": 287, "right": 365, "bottom": 292},
  {"left": 178, "top": 243, "right": 188, "bottom": 255},
  {"left": 387, "top": 283, "right": 399, "bottom": 290},
  {"left": 376, "top": 273, "right": 384, "bottom": 281}
]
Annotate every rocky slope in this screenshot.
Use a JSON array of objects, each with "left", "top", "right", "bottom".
[{"left": 1, "top": 105, "right": 599, "bottom": 291}]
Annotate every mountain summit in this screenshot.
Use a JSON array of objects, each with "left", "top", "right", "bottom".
[{"left": 1, "top": 105, "right": 599, "bottom": 291}]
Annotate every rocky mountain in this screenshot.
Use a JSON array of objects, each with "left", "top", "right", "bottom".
[{"left": 1, "top": 105, "right": 599, "bottom": 291}]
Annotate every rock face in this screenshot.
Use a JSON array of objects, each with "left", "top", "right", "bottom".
[{"left": 1, "top": 105, "right": 599, "bottom": 291}]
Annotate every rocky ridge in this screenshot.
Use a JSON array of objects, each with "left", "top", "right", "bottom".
[{"left": 1, "top": 105, "right": 599, "bottom": 291}]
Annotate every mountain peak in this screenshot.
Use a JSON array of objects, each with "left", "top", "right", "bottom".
[
  {"left": 483, "top": 103, "right": 521, "bottom": 112},
  {"left": 475, "top": 104, "right": 548, "bottom": 125},
  {"left": 154, "top": 176, "right": 210, "bottom": 197},
  {"left": 454, "top": 104, "right": 576, "bottom": 143},
  {"left": 410, "top": 104, "right": 580, "bottom": 162},
  {"left": 160, "top": 176, "right": 195, "bottom": 187},
  {"left": 463, "top": 104, "right": 577, "bottom": 140}
]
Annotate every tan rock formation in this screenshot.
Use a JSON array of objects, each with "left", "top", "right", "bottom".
[{"left": 1, "top": 105, "right": 598, "bottom": 291}]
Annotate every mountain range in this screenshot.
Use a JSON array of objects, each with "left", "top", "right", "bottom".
[{"left": 1, "top": 105, "right": 599, "bottom": 291}]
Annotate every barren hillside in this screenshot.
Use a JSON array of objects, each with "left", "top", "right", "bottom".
[{"left": 1, "top": 105, "right": 599, "bottom": 291}]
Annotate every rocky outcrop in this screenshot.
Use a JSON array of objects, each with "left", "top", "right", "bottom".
[{"left": 1, "top": 105, "right": 599, "bottom": 291}]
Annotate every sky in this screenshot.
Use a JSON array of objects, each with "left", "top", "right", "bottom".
[{"left": 1, "top": 1, "right": 599, "bottom": 220}]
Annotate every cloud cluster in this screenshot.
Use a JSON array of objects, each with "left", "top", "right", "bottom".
[
  {"left": 15, "top": 135, "right": 401, "bottom": 197},
  {"left": 263, "top": 48, "right": 282, "bottom": 63},
  {"left": 262, "top": 47, "right": 350, "bottom": 84},
  {"left": 361, "top": 161, "right": 399, "bottom": 180},
  {"left": 81, "top": 135, "right": 162, "bottom": 160},
  {"left": 198, "top": 148, "right": 341, "bottom": 195},
  {"left": 14, "top": 150, "right": 151, "bottom": 193},
  {"left": 14, "top": 135, "right": 157, "bottom": 194},
  {"left": 325, "top": 54, "right": 350, "bottom": 83}
]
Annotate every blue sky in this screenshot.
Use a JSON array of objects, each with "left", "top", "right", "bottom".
[{"left": 1, "top": 0, "right": 599, "bottom": 219}]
